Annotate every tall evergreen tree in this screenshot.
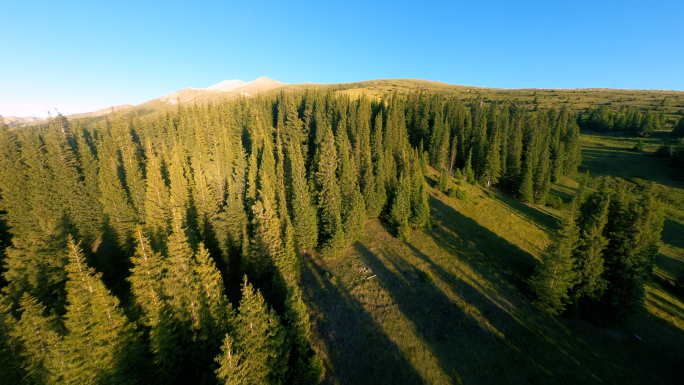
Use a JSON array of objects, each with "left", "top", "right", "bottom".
[
  {"left": 315, "top": 124, "right": 346, "bottom": 257},
  {"left": 219, "top": 277, "right": 289, "bottom": 385},
  {"left": 529, "top": 202, "right": 579, "bottom": 314},
  {"left": 61, "top": 237, "right": 141, "bottom": 385},
  {"left": 390, "top": 172, "right": 412, "bottom": 241}
]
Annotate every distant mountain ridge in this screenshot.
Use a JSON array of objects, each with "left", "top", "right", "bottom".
[
  {"left": 154, "top": 77, "right": 285, "bottom": 106},
  {"left": 4, "top": 78, "right": 684, "bottom": 127},
  {"left": 2, "top": 77, "right": 286, "bottom": 126}
]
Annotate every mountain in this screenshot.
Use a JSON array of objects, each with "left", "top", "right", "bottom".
[
  {"left": 151, "top": 77, "right": 286, "bottom": 106},
  {"left": 229, "top": 77, "right": 285, "bottom": 97},
  {"left": 67, "top": 104, "right": 135, "bottom": 120},
  {"left": 1, "top": 116, "right": 46, "bottom": 127},
  {"left": 205, "top": 79, "right": 247, "bottom": 92}
]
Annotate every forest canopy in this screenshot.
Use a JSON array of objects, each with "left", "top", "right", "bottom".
[{"left": 0, "top": 89, "right": 590, "bottom": 384}]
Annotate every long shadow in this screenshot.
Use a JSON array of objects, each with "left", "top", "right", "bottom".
[
  {"left": 301, "top": 257, "right": 426, "bottom": 385},
  {"left": 662, "top": 218, "right": 684, "bottom": 250},
  {"left": 580, "top": 148, "right": 684, "bottom": 189},
  {"left": 424, "top": 193, "right": 684, "bottom": 384},
  {"left": 429, "top": 196, "right": 538, "bottom": 295},
  {"left": 354, "top": 241, "right": 572, "bottom": 384},
  {"left": 488, "top": 189, "right": 561, "bottom": 233}
]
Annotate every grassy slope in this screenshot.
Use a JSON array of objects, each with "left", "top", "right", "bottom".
[{"left": 303, "top": 134, "right": 684, "bottom": 384}]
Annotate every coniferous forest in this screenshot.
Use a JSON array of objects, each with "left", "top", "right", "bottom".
[{"left": 0, "top": 88, "right": 672, "bottom": 384}]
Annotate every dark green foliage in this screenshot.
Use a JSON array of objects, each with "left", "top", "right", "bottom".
[
  {"left": 129, "top": 227, "right": 164, "bottom": 327},
  {"left": 422, "top": 270, "right": 435, "bottom": 285},
  {"left": 8, "top": 294, "right": 62, "bottom": 385},
  {"left": 571, "top": 188, "right": 610, "bottom": 302},
  {"left": 409, "top": 162, "right": 432, "bottom": 231},
  {"left": 529, "top": 204, "right": 579, "bottom": 314},
  {"left": 315, "top": 124, "right": 346, "bottom": 257},
  {"left": 544, "top": 194, "right": 566, "bottom": 210},
  {"left": 218, "top": 277, "right": 289, "bottom": 385},
  {"left": 391, "top": 172, "right": 412, "bottom": 241},
  {"left": 631, "top": 139, "right": 644, "bottom": 152},
  {"left": 438, "top": 168, "right": 449, "bottom": 191},
  {"left": 285, "top": 128, "right": 318, "bottom": 252},
  {"left": 61, "top": 238, "right": 142, "bottom": 385},
  {"left": 672, "top": 117, "right": 684, "bottom": 137},
  {"left": 654, "top": 142, "right": 673, "bottom": 158},
  {"left": 589, "top": 179, "right": 664, "bottom": 325}
]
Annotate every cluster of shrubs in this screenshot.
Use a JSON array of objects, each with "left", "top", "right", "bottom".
[{"left": 447, "top": 188, "right": 468, "bottom": 201}]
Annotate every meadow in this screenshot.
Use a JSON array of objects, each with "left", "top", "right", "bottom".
[{"left": 302, "top": 131, "right": 684, "bottom": 385}]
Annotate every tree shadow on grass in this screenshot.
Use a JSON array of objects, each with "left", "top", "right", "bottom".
[
  {"left": 428, "top": 196, "right": 538, "bottom": 295},
  {"left": 423, "top": 194, "right": 684, "bottom": 384},
  {"left": 487, "top": 189, "right": 561, "bottom": 233},
  {"left": 301, "top": 257, "right": 426, "bottom": 385},
  {"left": 354, "top": 240, "right": 572, "bottom": 384},
  {"left": 662, "top": 218, "right": 684, "bottom": 250}
]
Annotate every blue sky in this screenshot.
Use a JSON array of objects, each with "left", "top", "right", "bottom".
[{"left": 1, "top": 0, "right": 682, "bottom": 117}]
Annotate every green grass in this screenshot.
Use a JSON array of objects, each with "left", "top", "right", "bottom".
[{"left": 302, "top": 142, "right": 684, "bottom": 384}]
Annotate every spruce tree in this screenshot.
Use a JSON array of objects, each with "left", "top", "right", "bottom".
[
  {"left": 9, "top": 294, "right": 63, "bottom": 385},
  {"left": 571, "top": 189, "right": 610, "bottom": 303},
  {"left": 315, "top": 124, "right": 346, "bottom": 257},
  {"left": 410, "top": 161, "right": 431, "bottom": 230},
  {"left": 391, "top": 172, "right": 412, "bottom": 241},
  {"left": 128, "top": 227, "right": 164, "bottom": 328},
  {"left": 143, "top": 144, "right": 171, "bottom": 250},
  {"left": 61, "top": 237, "right": 141, "bottom": 385},
  {"left": 529, "top": 203, "right": 579, "bottom": 314},
  {"left": 224, "top": 277, "right": 289, "bottom": 385}
]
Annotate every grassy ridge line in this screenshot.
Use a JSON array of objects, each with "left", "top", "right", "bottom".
[{"left": 54, "top": 79, "right": 684, "bottom": 127}]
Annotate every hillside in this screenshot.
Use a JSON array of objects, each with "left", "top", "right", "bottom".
[
  {"left": 6, "top": 79, "right": 684, "bottom": 129},
  {"left": 1, "top": 82, "right": 683, "bottom": 385}
]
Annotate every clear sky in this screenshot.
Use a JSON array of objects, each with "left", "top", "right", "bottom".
[{"left": 1, "top": 0, "right": 682, "bottom": 117}]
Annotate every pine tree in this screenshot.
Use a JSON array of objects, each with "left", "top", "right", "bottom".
[
  {"left": 61, "top": 237, "right": 141, "bottom": 385},
  {"left": 225, "top": 277, "right": 289, "bottom": 385},
  {"left": 591, "top": 179, "right": 664, "bottom": 324},
  {"left": 9, "top": 294, "right": 64, "bottom": 385},
  {"left": 410, "top": 161, "right": 431, "bottom": 230},
  {"left": 364, "top": 112, "right": 388, "bottom": 219},
  {"left": 438, "top": 168, "right": 449, "bottom": 192},
  {"left": 98, "top": 152, "right": 137, "bottom": 249},
  {"left": 529, "top": 203, "right": 579, "bottom": 314},
  {"left": 571, "top": 189, "right": 610, "bottom": 303},
  {"left": 315, "top": 124, "right": 346, "bottom": 257},
  {"left": 215, "top": 334, "right": 245, "bottom": 385},
  {"left": 143, "top": 144, "right": 171, "bottom": 250},
  {"left": 463, "top": 149, "right": 475, "bottom": 184},
  {"left": 517, "top": 152, "right": 535, "bottom": 203},
  {"left": 128, "top": 227, "right": 164, "bottom": 328},
  {"left": 248, "top": 159, "right": 283, "bottom": 284},
  {"left": 391, "top": 172, "right": 412, "bottom": 241}
]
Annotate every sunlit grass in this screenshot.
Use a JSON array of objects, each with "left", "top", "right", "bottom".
[{"left": 302, "top": 131, "right": 684, "bottom": 384}]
